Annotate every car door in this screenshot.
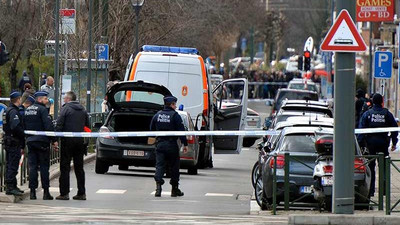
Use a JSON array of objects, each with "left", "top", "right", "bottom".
[{"left": 212, "top": 78, "right": 248, "bottom": 154}]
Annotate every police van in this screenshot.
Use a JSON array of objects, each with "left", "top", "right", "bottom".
[{"left": 124, "top": 45, "right": 248, "bottom": 167}]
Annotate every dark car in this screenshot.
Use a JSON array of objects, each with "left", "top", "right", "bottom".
[
  {"left": 256, "top": 127, "right": 370, "bottom": 209},
  {"left": 271, "top": 89, "right": 319, "bottom": 115},
  {"left": 95, "top": 81, "right": 200, "bottom": 175}
]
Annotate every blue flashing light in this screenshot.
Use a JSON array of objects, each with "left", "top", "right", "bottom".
[{"left": 141, "top": 45, "right": 199, "bottom": 55}]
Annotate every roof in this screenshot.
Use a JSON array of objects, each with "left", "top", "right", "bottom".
[
  {"left": 275, "top": 117, "right": 333, "bottom": 130},
  {"left": 281, "top": 99, "right": 329, "bottom": 107},
  {"left": 277, "top": 88, "right": 318, "bottom": 94},
  {"left": 288, "top": 78, "right": 316, "bottom": 85}
]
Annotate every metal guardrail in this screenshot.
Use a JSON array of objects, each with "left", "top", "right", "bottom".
[
  {"left": 269, "top": 152, "right": 385, "bottom": 214},
  {"left": 0, "top": 112, "right": 107, "bottom": 192}
]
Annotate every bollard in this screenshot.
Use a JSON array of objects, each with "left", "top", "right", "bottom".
[
  {"left": 378, "top": 153, "right": 384, "bottom": 210},
  {"left": 272, "top": 155, "right": 277, "bottom": 215},
  {"left": 385, "top": 156, "right": 391, "bottom": 215},
  {"left": 284, "top": 152, "right": 290, "bottom": 211}
]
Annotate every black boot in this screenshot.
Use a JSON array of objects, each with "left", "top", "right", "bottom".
[
  {"left": 155, "top": 182, "right": 162, "bottom": 197},
  {"left": 43, "top": 188, "right": 53, "bottom": 200},
  {"left": 30, "top": 189, "right": 37, "bottom": 200},
  {"left": 171, "top": 185, "right": 184, "bottom": 197},
  {"left": 6, "top": 187, "right": 23, "bottom": 196}
]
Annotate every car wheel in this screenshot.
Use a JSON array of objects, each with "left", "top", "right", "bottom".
[
  {"left": 251, "top": 161, "right": 260, "bottom": 188},
  {"left": 188, "top": 167, "right": 198, "bottom": 175},
  {"left": 95, "top": 159, "right": 109, "bottom": 174},
  {"left": 118, "top": 165, "right": 129, "bottom": 171},
  {"left": 255, "top": 176, "right": 272, "bottom": 210},
  {"left": 243, "top": 138, "right": 256, "bottom": 147}
]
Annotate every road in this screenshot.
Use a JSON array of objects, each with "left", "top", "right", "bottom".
[{"left": 0, "top": 103, "right": 281, "bottom": 224}]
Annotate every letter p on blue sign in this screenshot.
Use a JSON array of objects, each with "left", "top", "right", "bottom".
[{"left": 374, "top": 51, "right": 392, "bottom": 79}]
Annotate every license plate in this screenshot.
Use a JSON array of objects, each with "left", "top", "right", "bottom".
[
  {"left": 300, "top": 186, "right": 312, "bottom": 194},
  {"left": 247, "top": 121, "right": 257, "bottom": 126},
  {"left": 124, "top": 150, "right": 144, "bottom": 157},
  {"left": 321, "top": 176, "right": 333, "bottom": 186}
]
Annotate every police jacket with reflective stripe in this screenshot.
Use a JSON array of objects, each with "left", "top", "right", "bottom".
[{"left": 24, "top": 102, "right": 55, "bottom": 143}]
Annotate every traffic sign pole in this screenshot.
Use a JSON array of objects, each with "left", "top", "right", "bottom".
[{"left": 332, "top": 1, "right": 356, "bottom": 214}]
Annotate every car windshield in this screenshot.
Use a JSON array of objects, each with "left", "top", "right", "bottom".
[
  {"left": 276, "top": 91, "right": 318, "bottom": 109},
  {"left": 279, "top": 134, "right": 316, "bottom": 153},
  {"left": 114, "top": 90, "right": 165, "bottom": 105},
  {"left": 289, "top": 83, "right": 317, "bottom": 92}
]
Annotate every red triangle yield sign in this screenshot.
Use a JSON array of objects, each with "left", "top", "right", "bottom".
[{"left": 320, "top": 10, "right": 367, "bottom": 52}]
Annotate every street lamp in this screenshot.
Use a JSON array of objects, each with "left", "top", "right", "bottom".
[{"left": 131, "top": 0, "right": 145, "bottom": 55}]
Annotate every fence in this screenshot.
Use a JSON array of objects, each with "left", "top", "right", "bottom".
[
  {"left": 0, "top": 112, "right": 107, "bottom": 192},
  {"left": 269, "top": 153, "right": 386, "bottom": 215}
]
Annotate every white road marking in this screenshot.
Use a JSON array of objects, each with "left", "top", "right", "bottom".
[
  {"left": 250, "top": 200, "right": 261, "bottom": 214},
  {"left": 47, "top": 187, "right": 72, "bottom": 192},
  {"left": 205, "top": 193, "right": 234, "bottom": 197},
  {"left": 242, "top": 148, "right": 250, "bottom": 151},
  {"left": 150, "top": 200, "right": 199, "bottom": 203},
  {"left": 150, "top": 191, "right": 171, "bottom": 195},
  {"left": 96, "top": 189, "right": 126, "bottom": 194}
]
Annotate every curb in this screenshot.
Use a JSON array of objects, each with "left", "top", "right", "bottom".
[
  {"left": 289, "top": 214, "right": 400, "bottom": 225},
  {"left": 0, "top": 153, "right": 96, "bottom": 203}
]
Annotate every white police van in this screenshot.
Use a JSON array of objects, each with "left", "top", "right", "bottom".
[{"left": 124, "top": 45, "right": 248, "bottom": 167}]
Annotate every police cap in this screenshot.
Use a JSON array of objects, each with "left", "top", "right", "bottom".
[
  {"left": 34, "top": 91, "right": 48, "bottom": 98},
  {"left": 372, "top": 93, "right": 383, "bottom": 105},
  {"left": 26, "top": 95, "right": 35, "bottom": 104},
  {"left": 10, "top": 91, "right": 21, "bottom": 99},
  {"left": 164, "top": 95, "right": 178, "bottom": 104}
]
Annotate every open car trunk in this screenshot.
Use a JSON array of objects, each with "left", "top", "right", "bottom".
[{"left": 110, "top": 112, "right": 155, "bottom": 144}]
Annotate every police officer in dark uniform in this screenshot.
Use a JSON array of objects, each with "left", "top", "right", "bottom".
[
  {"left": 358, "top": 93, "right": 398, "bottom": 197},
  {"left": 3, "top": 92, "right": 25, "bottom": 196},
  {"left": 24, "top": 91, "right": 58, "bottom": 200},
  {"left": 150, "top": 96, "right": 188, "bottom": 197},
  {"left": 19, "top": 95, "right": 35, "bottom": 116}
]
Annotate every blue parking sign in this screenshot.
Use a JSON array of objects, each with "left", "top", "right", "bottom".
[
  {"left": 95, "top": 44, "right": 109, "bottom": 60},
  {"left": 374, "top": 51, "right": 392, "bottom": 79}
]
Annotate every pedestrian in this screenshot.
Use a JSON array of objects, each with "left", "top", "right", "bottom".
[
  {"left": 358, "top": 93, "right": 398, "bottom": 197},
  {"left": 18, "top": 71, "right": 32, "bottom": 93},
  {"left": 24, "top": 91, "right": 58, "bottom": 200},
  {"left": 150, "top": 95, "right": 188, "bottom": 197},
  {"left": 355, "top": 88, "right": 366, "bottom": 128},
  {"left": 40, "top": 76, "right": 55, "bottom": 100},
  {"left": 55, "top": 91, "right": 89, "bottom": 201},
  {"left": 21, "top": 83, "right": 35, "bottom": 104},
  {"left": 3, "top": 91, "right": 25, "bottom": 196}
]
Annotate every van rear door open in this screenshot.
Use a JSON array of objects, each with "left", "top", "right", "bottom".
[{"left": 212, "top": 78, "right": 248, "bottom": 154}]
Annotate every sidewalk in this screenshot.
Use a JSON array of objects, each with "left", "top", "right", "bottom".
[{"left": 0, "top": 153, "right": 96, "bottom": 203}]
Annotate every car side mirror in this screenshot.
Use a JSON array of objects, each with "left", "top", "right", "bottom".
[
  {"left": 266, "top": 100, "right": 274, "bottom": 106},
  {"left": 263, "top": 142, "right": 271, "bottom": 152},
  {"left": 93, "top": 122, "right": 103, "bottom": 130}
]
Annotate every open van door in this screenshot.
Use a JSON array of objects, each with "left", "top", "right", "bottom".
[{"left": 212, "top": 78, "right": 248, "bottom": 154}]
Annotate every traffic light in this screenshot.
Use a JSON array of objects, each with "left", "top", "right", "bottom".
[
  {"left": 0, "top": 41, "right": 9, "bottom": 66},
  {"left": 304, "top": 50, "right": 311, "bottom": 71},
  {"left": 297, "top": 55, "right": 303, "bottom": 71}
]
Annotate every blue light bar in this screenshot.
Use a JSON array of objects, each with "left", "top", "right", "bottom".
[{"left": 141, "top": 45, "right": 199, "bottom": 55}]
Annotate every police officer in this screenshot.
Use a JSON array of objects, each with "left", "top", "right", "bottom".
[
  {"left": 25, "top": 91, "right": 58, "bottom": 200},
  {"left": 3, "top": 92, "right": 25, "bottom": 196},
  {"left": 19, "top": 95, "right": 35, "bottom": 116},
  {"left": 55, "top": 91, "right": 89, "bottom": 201},
  {"left": 358, "top": 93, "right": 398, "bottom": 197},
  {"left": 150, "top": 96, "right": 188, "bottom": 197}
]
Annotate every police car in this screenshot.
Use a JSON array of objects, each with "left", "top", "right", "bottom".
[{"left": 124, "top": 45, "right": 248, "bottom": 167}]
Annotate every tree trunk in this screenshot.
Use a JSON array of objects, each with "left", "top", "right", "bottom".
[{"left": 10, "top": 60, "right": 18, "bottom": 91}]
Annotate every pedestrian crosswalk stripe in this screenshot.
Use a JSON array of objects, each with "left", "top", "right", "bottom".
[
  {"left": 96, "top": 189, "right": 126, "bottom": 194},
  {"left": 150, "top": 191, "right": 171, "bottom": 195},
  {"left": 205, "top": 193, "right": 234, "bottom": 197}
]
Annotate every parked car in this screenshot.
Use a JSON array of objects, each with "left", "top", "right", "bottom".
[
  {"left": 220, "top": 102, "right": 261, "bottom": 147},
  {"left": 95, "top": 81, "right": 200, "bottom": 175},
  {"left": 288, "top": 78, "right": 319, "bottom": 93},
  {"left": 270, "top": 89, "right": 319, "bottom": 116},
  {"left": 279, "top": 100, "right": 333, "bottom": 118},
  {"left": 256, "top": 127, "right": 371, "bottom": 210}
]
